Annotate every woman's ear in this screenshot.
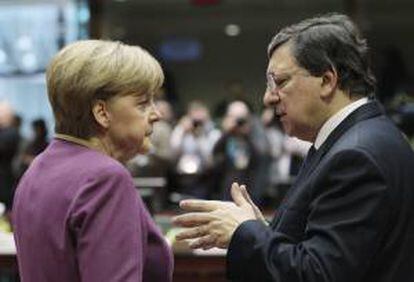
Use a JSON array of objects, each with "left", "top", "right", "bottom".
[
  {"left": 92, "top": 100, "right": 111, "bottom": 129},
  {"left": 320, "top": 68, "right": 338, "bottom": 99}
]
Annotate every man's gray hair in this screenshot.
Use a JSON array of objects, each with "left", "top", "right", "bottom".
[{"left": 268, "top": 13, "right": 376, "bottom": 97}]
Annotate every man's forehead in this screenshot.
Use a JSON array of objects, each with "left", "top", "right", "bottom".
[{"left": 267, "top": 43, "right": 298, "bottom": 74}]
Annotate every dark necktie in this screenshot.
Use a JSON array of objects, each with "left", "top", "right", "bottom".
[
  {"left": 270, "top": 145, "right": 317, "bottom": 227},
  {"left": 300, "top": 145, "right": 317, "bottom": 172},
  {"left": 294, "top": 145, "right": 317, "bottom": 183}
]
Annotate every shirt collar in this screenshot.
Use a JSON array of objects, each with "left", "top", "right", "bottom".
[{"left": 314, "top": 97, "right": 369, "bottom": 149}]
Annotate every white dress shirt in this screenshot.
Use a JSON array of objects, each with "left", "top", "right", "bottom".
[{"left": 314, "top": 97, "right": 369, "bottom": 149}]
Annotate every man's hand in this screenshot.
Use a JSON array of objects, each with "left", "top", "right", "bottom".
[{"left": 172, "top": 183, "right": 267, "bottom": 250}]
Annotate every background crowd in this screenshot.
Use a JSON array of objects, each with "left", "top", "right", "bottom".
[
  {"left": 3, "top": 89, "right": 414, "bottom": 217},
  {"left": 0, "top": 95, "right": 313, "bottom": 217}
]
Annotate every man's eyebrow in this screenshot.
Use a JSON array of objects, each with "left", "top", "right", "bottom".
[{"left": 267, "top": 67, "right": 290, "bottom": 75}]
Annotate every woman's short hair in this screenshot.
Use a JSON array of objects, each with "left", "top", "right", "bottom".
[
  {"left": 46, "top": 40, "right": 164, "bottom": 139},
  {"left": 267, "top": 13, "right": 376, "bottom": 97}
]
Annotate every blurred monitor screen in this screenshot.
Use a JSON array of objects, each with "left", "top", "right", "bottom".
[
  {"left": 0, "top": 0, "right": 89, "bottom": 75},
  {"left": 159, "top": 38, "right": 202, "bottom": 63}
]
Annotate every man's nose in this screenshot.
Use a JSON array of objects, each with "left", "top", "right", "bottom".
[{"left": 263, "top": 89, "right": 279, "bottom": 107}]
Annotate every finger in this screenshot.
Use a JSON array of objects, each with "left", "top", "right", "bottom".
[
  {"left": 231, "top": 182, "right": 248, "bottom": 207},
  {"left": 175, "top": 226, "right": 208, "bottom": 241},
  {"left": 189, "top": 235, "right": 217, "bottom": 249},
  {"left": 172, "top": 213, "right": 213, "bottom": 227},
  {"left": 240, "top": 185, "right": 266, "bottom": 222},
  {"left": 240, "top": 185, "right": 256, "bottom": 207},
  {"left": 201, "top": 242, "right": 216, "bottom": 251},
  {"left": 179, "top": 200, "right": 224, "bottom": 212}
]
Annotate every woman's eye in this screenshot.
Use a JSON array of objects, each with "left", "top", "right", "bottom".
[
  {"left": 137, "top": 102, "right": 149, "bottom": 109},
  {"left": 137, "top": 99, "right": 148, "bottom": 105}
]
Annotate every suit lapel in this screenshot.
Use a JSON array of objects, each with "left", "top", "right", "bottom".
[
  {"left": 271, "top": 100, "right": 384, "bottom": 228},
  {"left": 299, "top": 100, "right": 384, "bottom": 182}
]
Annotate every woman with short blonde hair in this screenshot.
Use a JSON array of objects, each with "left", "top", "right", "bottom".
[
  {"left": 13, "top": 40, "right": 173, "bottom": 282},
  {"left": 47, "top": 40, "right": 164, "bottom": 139}
]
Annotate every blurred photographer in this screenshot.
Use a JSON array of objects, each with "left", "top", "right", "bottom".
[
  {"left": 170, "top": 101, "right": 221, "bottom": 198},
  {"left": 221, "top": 106, "right": 250, "bottom": 137},
  {"left": 213, "top": 101, "right": 266, "bottom": 201},
  {"left": 0, "top": 101, "right": 20, "bottom": 211}
]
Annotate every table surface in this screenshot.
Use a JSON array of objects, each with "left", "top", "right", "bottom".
[
  {"left": 0, "top": 232, "right": 15, "bottom": 255},
  {"left": 0, "top": 232, "right": 227, "bottom": 282},
  {"left": 0, "top": 211, "right": 228, "bottom": 282}
]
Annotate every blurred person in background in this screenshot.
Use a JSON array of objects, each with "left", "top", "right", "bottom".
[
  {"left": 13, "top": 40, "right": 173, "bottom": 282},
  {"left": 262, "top": 108, "right": 311, "bottom": 205},
  {"left": 213, "top": 100, "right": 271, "bottom": 204},
  {"left": 261, "top": 108, "right": 285, "bottom": 202},
  {"left": 212, "top": 100, "right": 258, "bottom": 201},
  {"left": 263, "top": 106, "right": 310, "bottom": 180},
  {"left": 17, "top": 118, "right": 49, "bottom": 175},
  {"left": 11, "top": 115, "right": 26, "bottom": 178},
  {"left": 170, "top": 101, "right": 221, "bottom": 199},
  {"left": 280, "top": 136, "right": 311, "bottom": 177},
  {"left": 0, "top": 101, "right": 20, "bottom": 211}
]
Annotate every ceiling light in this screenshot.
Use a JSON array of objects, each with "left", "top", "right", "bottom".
[
  {"left": 16, "top": 36, "right": 33, "bottom": 51},
  {"left": 225, "top": 24, "right": 241, "bottom": 37}
]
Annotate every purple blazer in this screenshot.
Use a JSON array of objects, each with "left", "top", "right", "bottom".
[{"left": 13, "top": 139, "right": 173, "bottom": 282}]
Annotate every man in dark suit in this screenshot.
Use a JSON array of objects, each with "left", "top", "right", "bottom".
[{"left": 173, "top": 13, "right": 414, "bottom": 282}]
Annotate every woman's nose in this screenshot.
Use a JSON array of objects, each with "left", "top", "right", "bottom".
[{"left": 150, "top": 104, "right": 162, "bottom": 122}]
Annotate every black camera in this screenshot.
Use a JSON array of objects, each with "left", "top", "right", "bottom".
[
  {"left": 235, "top": 117, "right": 247, "bottom": 127},
  {"left": 192, "top": 119, "right": 204, "bottom": 128}
]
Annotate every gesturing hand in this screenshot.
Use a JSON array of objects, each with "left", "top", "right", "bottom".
[{"left": 172, "top": 183, "right": 267, "bottom": 250}]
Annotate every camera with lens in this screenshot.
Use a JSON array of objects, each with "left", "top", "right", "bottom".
[
  {"left": 235, "top": 117, "right": 247, "bottom": 127},
  {"left": 192, "top": 119, "right": 204, "bottom": 128}
]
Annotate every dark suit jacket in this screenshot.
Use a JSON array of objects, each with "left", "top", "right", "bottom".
[{"left": 227, "top": 101, "right": 414, "bottom": 282}]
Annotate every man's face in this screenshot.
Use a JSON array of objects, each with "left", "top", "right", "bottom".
[{"left": 263, "top": 43, "right": 325, "bottom": 142}]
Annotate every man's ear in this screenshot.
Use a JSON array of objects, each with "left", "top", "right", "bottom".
[
  {"left": 92, "top": 100, "right": 111, "bottom": 129},
  {"left": 320, "top": 68, "right": 338, "bottom": 99}
]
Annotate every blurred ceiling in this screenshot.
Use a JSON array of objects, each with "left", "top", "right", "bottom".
[
  {"left": 92, "top": 0, "right": 414, "bottom": 40},
  {"left": 2, "top": 0, "right": 413, "bottom": 106},
  {"left": 88, "top": 0, "right": 414, "bottom": 106}
]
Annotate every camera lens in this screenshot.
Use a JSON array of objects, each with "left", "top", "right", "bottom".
[
  {"left": 236, "top": 118, "right": 247, "bottom": 127},
  {"left": 192, "top": 119, "right": 203, "bottom": 128}
]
